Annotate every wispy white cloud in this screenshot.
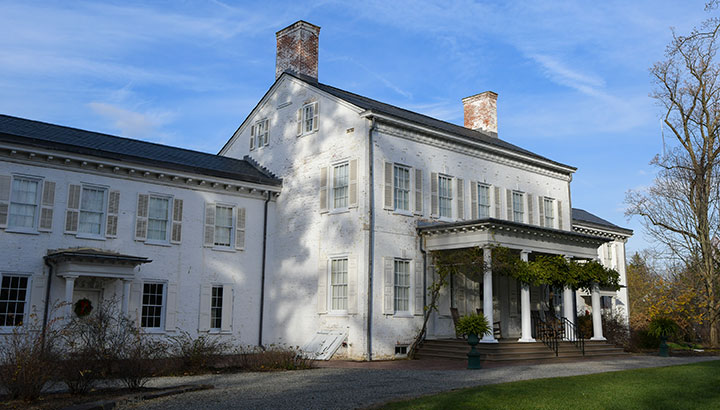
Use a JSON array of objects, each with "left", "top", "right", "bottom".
[
  {"left": 526, "top": 53, "right": 607, "bottom": 98},
  {"left": 88, "top": 102, "right": 175, "bottom": 143}
]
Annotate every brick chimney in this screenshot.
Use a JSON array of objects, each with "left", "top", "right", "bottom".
[
  {"left": 275, "top": 21, "right": 321, "bottom": 81},
  {"left": 462, "top": 91, "right": 498, "bottom": 137}
]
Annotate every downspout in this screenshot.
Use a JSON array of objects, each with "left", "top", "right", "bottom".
[
  {"left": 419, "top": 234, "right": 427, "bottom": 338},
  {"left": 367, "top": 117, "right": 377, "bottom": 361},
  {"left": 42, "top": 257, "right": 54, "bottom": 349},
  {"left": 258, "top": 190, "right": 271, "bottom": 347}
]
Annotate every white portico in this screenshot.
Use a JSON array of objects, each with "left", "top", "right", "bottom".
[{"left": 418, "top": 218, "right": 611, "bottom": 343}]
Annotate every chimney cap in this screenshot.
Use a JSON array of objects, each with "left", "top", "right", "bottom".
[
  {"left": 462, "top": 91, "right": 498, "bottom": 103},
  {"left": 276, "top": 20, "right": 321, "bottom": 37}
]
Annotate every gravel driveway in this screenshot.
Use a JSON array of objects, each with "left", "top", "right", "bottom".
[{"left": 117, "top": 356, "right": 719, "bottom": 410}]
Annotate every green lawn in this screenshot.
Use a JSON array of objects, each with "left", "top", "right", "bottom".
[{"left": 381, "top": 360, "right": 720, "bottom": 410}]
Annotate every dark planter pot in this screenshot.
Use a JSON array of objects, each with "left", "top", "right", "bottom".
[
  {"left": 659, "top": 335, "right": 669, "bottom": 357},
  {"left": 467, "top": 333, "right": 482, "bottom": 369}
]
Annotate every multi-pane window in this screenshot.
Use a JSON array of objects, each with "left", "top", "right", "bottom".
[
  {"left": 79, "top": 186, "right": 107, "bottom": 235},
  {"left": 147, "top": 196, "right": 170, "bottom": 241},
  {"left": 141, "top": 283, "right": 164, "bottom": 329},
  {"left": 330, "top": 258, "right": 348, "bottom": 311},
  {"left": 543, "top": 198, "right": 555, "bottom": 227},
  {"left": 512, "top": 191, "right": 524, "bottom": 223},
  {"left": 477, "top": 184, "right": 490, "bottom": 219},
  {"left": 0, "top": 275, "right": 29, "bottom": 327},
  {"left": 303, "top": 103, "right": 316, "bottom": 133},
  {"left": 8, "top": 177, "right": 40, "bottom": 229},
  {"left": 254, "top": 118, "right": 269, "bottom": 148},
  {"left": 333, "top": 163, "right": 349, "bottom": 209},
  {"left": 438, "top": 175, "right": 453, "bottom": 218},
  {"left": 394, "top": 259, "right": 410, "bottom": 312},
  {"left": 394, "top": 165, "right": 410, "bottom": 211},
  {"left": 214, "top": 205, "right": 234, "bottom": 247},
  {"left": 211, "top": 286, "right": 223, "bottom": 330}
]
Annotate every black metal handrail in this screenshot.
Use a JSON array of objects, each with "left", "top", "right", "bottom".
[
  {"left": 559, "top": 317, "right": 585, "bottom": 355},
  {"left": 531, "top": 311, "right": 559, "bottom": 356},
  {"left": 531, "top": 311, "right": 586, "bottom": 356}
]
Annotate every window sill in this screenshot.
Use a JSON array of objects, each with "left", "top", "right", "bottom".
[
  {"left": 393, "top": 313, "right": 414, "bottom": 318},
  {"left": 145, "top": 240, "right": 171, "bottom": 247},
  {"left": 298, "top": 130, "right": 318, "bottom": 138},
  {"left": 3, "top": 228, "right": 39, "bottom": 235},
  {"left": 141, "top": 329, "right": 166, "bottom": 334},
  {"left": 76, "top": 234, "right": 107, "bottom": 241},
  {"left": 325, "top": 312, "right": 349, "bottom": 317},
  {"left": 208, "top": 330, "right": 232, "bottom": 335},
  {"left": 392, "top": 210, "right": 414, "bottom": 217},
  {"left": 328, "top": 208, "right": 349, "bottom": 215},
  {"left": 211, "top": 246, "right": 236, "bottom": 253}
]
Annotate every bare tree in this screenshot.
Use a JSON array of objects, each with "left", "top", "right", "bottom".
[{"left": 626, "top": 16, "right": 720, "bottom": 346}]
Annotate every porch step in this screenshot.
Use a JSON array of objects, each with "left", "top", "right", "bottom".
[{"left": 415, "top": 339, "right": 628, "bottom": 362}]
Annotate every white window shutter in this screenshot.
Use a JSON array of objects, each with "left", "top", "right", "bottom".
[
  {"left": 129, "top": 281, "right": 143, "bottom": 326},
  {"left": 347, "top": 257, "right": 358, "bottom": 314},
  {"left": 538, "top": 196, "right": 545, "bottom": 227},
  {"left": 38, "top": 180, "right": 56, "bottom": 232},
  {"left": 198, "top": 284, "right": 212, "bottom": 332},
  {"left": 171, "top": 198, "right": 183, "bottom": 244},
  {"left": 414, "top": 169, "right": 423, "bottom": 215},
  {"left": 494, "top": 186, "right": 501, "bottom": 218},
  {"left": 383, "top": 257, "right": 394, "bottom": 315},
  {"left": 249, "top": 124, "right": 255, "bottom": 150},
  {"left": 383, "top": 162, "right": 393, "bottom": 210},
  {"left": 264, "top": 119, "right": 270, "bottom": 146},
  {"left": 312, "top": 101, "right": 319, "bottom": 132},
  {"left": 29, "top": 275, "right": 47, "bottom": 320},
  {"left": 0, "top": 175, "right": 10, "bottom": 228},
  {"left": 527, "top": 193, "right": 534, "bottom": 225},
  {"left": 506, "top": 189, "right": 512, "bottom": 220},
  {"left": 317, "top": 258, "right": 328, "bottom": 313},
  {"left": 319, "top": 167, "right": 329, "bottom": 213},
  {"left": 430, "top": 172, "right": 438, "bottom": 217},
  {"left": 557, "top": 200, "right": 564, "bottom": 230},
  {"left": 414, "top": 259, "right": 424, "bottom": 316},
  {"left": 64, "top": 184, "right": 81, "bottom": 234},
  {"left": 470, "top": 181, "right": 478, "bottom": 219},
  {"left": 105, "top": 190, "right": 119, "bottom": 238},
  {"left": 204, "top": 203, "right": 215, "bottom": 247},
  {"left": 349, "top": 159, "right": 358, "bottom": 208},
  {"left": 221, "top": 284, "right": 233, "bottom": 332},
  {"left": 456, "top": 178, "right": 464, "bottom": 220},
  {"left": 165, "top": 283, "right": 177, "bottom": 331},
  {"left": 134, "top": 193, "right": 148, "bottom": 241},
  {"left": 235, "top": 207, "right": 246, "bottom": 250},
  {"left": 296, "top": 108, "right": 303, "bottom": 136}
]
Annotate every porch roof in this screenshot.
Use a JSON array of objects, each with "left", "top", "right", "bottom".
[
  {"left": 417, "top": 218, "right": 610, "bottom": 259},
  {"left": 45, "top": 248, "right": 151, "bottom": 266}
]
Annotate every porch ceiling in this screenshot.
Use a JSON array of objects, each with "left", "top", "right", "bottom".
[{"left": 418, "top": 218, "right": 610, "bottom": 259}]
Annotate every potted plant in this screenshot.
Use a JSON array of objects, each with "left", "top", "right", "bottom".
[
  {"left": 455, "top": 314, "right": 491, "bottom": 369},
  {"left": 648, "top": 316, "right": 679, "bottom": 357}
]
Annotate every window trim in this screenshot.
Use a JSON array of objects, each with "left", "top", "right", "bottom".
[
  {"left": 543, "top": 197, "right": 555, "bottom": 228},
  {"left": 328, "top": 256, "right": 349, "bottom": 314},
  {"left": 477, "top": 183, "right": 491, "bottom": 219},
  {"left": 213, "top": 203, "right": 235, "bottom": 249},
  {"left": 76, "top": 184, "right": 109, "bottom": 239},
  {"left": 210, "top": 285, "right": 223, "bottom": 332},
  {"left": 145, "top": 194, "right": 173, "bottom": 245},
  {"left": 140, "top": 281, "right": 167, "bottom": 332},
  {"left": 0, "top": 272, "right": 31, "bottom": 331},
  {"left": 331, "top": 161, "right": 350, "bottom": 211},
  {"left": 438, "top": 174, "right": 453, "bottom": 220},
  {"left": 511, "top": 191, "right": 525, "bottom": 223},
  {"left": 300, "top": 101, "right": 318, "bottom": 136},
  {"left": 393, "top": 164, "right": 411, "bottom": 212},
  {"left": 7, "top": 175, "right": 43, "bottom": 233},
  {"left": 393, "top": 258, "right": 411, "bottom": 314}
]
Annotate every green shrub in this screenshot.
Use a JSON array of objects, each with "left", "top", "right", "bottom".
[
  {"left": 455, "top": 314, "right": 491, "bottom": 337},
  {"left": 648, "top": 316, "right": 679, "bottom": 338}
]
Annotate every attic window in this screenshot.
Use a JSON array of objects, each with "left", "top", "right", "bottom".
[
  {"left": 297, "top": 101, "right": 319, "bottom": 136},
  {"left": 250, "top": 119, "right": 269, "bottom": 151}
]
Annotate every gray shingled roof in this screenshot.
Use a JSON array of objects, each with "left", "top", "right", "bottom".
[
  {"left": 0, "top": 114, "right": 281, "bottom": 186},
  {"left": 572, "top": 208, "right": 632, "bottom": 234},
  {"left": 286, "top": 72, "right": 575, "bottom": 171}
]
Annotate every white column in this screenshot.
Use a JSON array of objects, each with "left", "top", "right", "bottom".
[
  {"left": 563, "top": 286, "right": 575, "bottom": 325},
  {"left": 518, "top": 250, "right": 535, "bottom": 342},
  {"left": 121, "top": 279, "right": 131, "bottom": 315},
  {"left": 480, "top": 246, "right": 497, "bottom": 343},
  {"left": 64, "top": 276, "right": 76, "bottom": 318},
  {"left": 591, "top": 283, "right": 606, "bottom": 340}
]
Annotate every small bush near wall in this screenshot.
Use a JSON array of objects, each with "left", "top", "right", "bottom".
[
  {"left": 602, "top": 310, "right": 630, "bottom": 348},
  {"left": 0, "top": 306, "right": 64, "bottom": 401},
  {"left": 170, "top": 331, "right": 232, "bottom": 373},
  {"left": 235, "top": 345, "right": 316, "bottom": 371}
]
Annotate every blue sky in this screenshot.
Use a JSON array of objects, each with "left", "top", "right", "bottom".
[{"left": 0, "top": 0, "right": 711, "bottom": 255}]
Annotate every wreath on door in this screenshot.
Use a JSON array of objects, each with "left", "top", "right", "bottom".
[{"left": 74, "top": 298, "right": 93, "bottom": 317}]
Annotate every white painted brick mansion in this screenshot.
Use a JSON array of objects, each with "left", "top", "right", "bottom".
[{"left": 0, "top": 21, "right": 631, "bottom": 360}]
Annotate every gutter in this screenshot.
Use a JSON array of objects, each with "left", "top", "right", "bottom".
[
  {"left": 258, "top": 190, "right": 271, "bottom": 347},
  {"left": 42, "top": 257, "right": 54, "bottom": 348},
  {"left": 366, "top": 118, "right": 377, "bottom": 361},
  {"left": 419, "top": 234, "right": 427, "bottom": 335}
]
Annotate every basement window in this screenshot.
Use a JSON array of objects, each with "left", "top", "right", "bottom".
[{"left": 395, "top": 345, "right": 408, "bottom": 356}]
